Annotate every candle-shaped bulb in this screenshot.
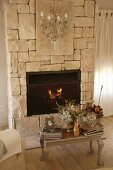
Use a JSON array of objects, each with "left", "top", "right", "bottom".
[
  {"left": 57, "top": 16, "right": 60, "bottom": 20},
  {"left": 47, "top": 15, "right": 51, "bottom": 20},
  {"left": 65, "top": 13, "right": 68, "bottom": 18}
]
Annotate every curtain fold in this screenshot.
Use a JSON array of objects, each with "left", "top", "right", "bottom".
[{"left": 94, "top": 10, "right": 113, "bottom": 116}]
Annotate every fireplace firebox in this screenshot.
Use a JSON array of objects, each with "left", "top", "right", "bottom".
[{"left": 26, "top": 70, "right": 81, "bottom": 116}]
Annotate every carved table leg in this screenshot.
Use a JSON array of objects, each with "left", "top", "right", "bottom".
[
  {"left": 40, "top": 134, "right": 46, "bottom": 161},
  {"left": 97, "top": 139, "right": 104, "bottom": 166},
  {"left": 89, "top": 140, "right": 94, "bottom": 154}
]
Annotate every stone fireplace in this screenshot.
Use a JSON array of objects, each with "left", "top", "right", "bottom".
[{"left": 4, "top": 0, "right": 95, "bottom": 125}]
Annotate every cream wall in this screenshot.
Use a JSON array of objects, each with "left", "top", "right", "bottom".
[{"left": 0, "top": 0, "right": 8, "bottom": 126}]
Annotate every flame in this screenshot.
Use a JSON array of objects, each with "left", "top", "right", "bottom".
[
  {"left": 56, "top": 88, "right": 62, "bottom": 96},
  {"left": 48, "top": 88, "right": 62, "bottom": 99},
  {"left": 48, "top": 89, "right": 55, "bottom": 99}
]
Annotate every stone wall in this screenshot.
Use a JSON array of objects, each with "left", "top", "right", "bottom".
[{"left": 5, "top": 0, "right": 96, "bottom": 119}]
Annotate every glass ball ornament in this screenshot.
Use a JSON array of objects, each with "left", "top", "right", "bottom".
[{"left": 86, "top": 112, "right": 96, "bottom": 128}]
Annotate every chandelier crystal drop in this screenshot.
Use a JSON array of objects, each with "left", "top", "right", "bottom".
[{"left": 39, "top": 0, "right": 68, "bottom": 46}]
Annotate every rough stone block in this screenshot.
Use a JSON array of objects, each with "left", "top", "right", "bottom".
[
  {"left": 51, "top": 55, "right": 64, "bottom": 64},
  {"left": 74, "top": 50, "right": 81, "bottom": 60},
  {"left": 73, "top": 0, "right": 84, "bottom": 6},
  {"left": 41, "top": 60, "right": 51, "bottom": 65},
  {"left": 36, "top": 55, "right": 51, "bottom": 62},
  {"left": 11, "top": 78, "right": 20, "bottom": 95},
  {"left": 81, "top": 49, "right": 95, "bottom": 71},
  {"left": 83, "top": 27, "right": 93, "bottom": 38},
  {"left": 61, "top": 64, "right": 65, "bottom": 70},
  {"left": 26, "top": 62, "right": 41, "bottom": 72},
  {"left": 81, "top": 82, "right": 94, "bottom": 91},
  {"left": 19, "top": 14, "right": 35, "bottom": 39},
  {"left": 20, "top": 95, "right": 27, "bottom": 116},
  {"left": 81, "top": 91, "right": 93, "bottom": 101},
  {"left": 10, "top": 73, "right": 18, "bottom": 77},
  {"left": 7, "top": 5, "right": 18, "bottom": 29},
  {"left": 64, "top": 55, "right": 73, "bottom": 61},
  {"left": 74, "top": 38, "right": 87, "bottom": 49},
  {"left": 88, "top": 71, "right": 94, "bottom": 82},
  {"left": 86, "top": 37, "right": 95, "bottom": 43},
  {"left": 11, "top": 52, "right": 18, "bottom": 73},
  {"left": 8, "top": 40, "right": 28, "bottom": 52},
  {"left": 18, "top": 63, "right": 26, "bottom": 77},
  {"left": 64, "top": 61, "right": 80, "bottom": 70},
  {"left": 18, "top": 52, "right": 29, "bottom": 62},
  {"left": 87, "top": 42, "right": 95, "bottom": 49},
  {"left": 74, "top": 17, "right": 94, "bottom": 27},
  {"left": 74, "top": 28, "right": 82, "bottom": 38},
  {"left": 85, "top": 1, "right": 95, "bottom": 17},
  {"left": 17, "top": 5, "right": 29, "bottom": 13},
  {"left": 41, "top": 64, "right": 61, "bottom": 71},
  {"left": 29, "top": 51, "right": 36, "bottom": 61},
  {"left": 12, "top": 96, "right": 21, "bottom": 116},
  {"left": 12, "top": 96, "right": 27, "bottom": 117},
  {"left": 73, "top": 7, "right": 84, "bottom": 16},
  {"left": 81, "top": 72, "right": 88, "bottom": 82},
  {"left": 21, "top": 85, "right": 26, "bottom": 95},
  {"left": 28, "top": 40, "right": 36, "bottom": 50},
  {"left": 20, "top": 78, "right": 26, "bottom": 85},
  {"left": 9, "top": 0, "right": 29, "bottom": 3},
  {"left": 40, "top": 55, "right": 51, "bottom": 61},
  {"left": 29, "top": 0, "right": 35, "bottom": 13},
  {"left": 8, "top": 30, "right": 18, "bottom": 39}
]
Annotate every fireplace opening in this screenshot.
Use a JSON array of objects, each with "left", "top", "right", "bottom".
[{"left": 26, "top": 70, "right": 81, "bottom": 116}]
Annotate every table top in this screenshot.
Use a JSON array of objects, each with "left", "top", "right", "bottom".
[{"left": 43, "top": 129, "right": 104, "bottom": 147}]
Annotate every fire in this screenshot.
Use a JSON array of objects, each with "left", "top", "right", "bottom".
[
  {"left": 48, "top": 89, "right": 55, "bottom": 99},
  {"left": 56, "top": 88, "right": 62, "bottom": 96},
  {"left": 48, "top": 88, "right": 62, "bottom": 99}
]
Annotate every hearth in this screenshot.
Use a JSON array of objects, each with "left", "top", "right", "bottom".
[{"left": 26, "top": 70, "right": 81, "bottom": 116}]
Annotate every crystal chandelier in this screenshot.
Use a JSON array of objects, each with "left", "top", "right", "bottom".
[{"left": 39, "top": 0, "right": 68, "bottom": 46}]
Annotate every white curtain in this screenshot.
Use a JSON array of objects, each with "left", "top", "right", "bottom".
[{"left": 94, "top": 10, "right": 113, "bottom": 116}]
